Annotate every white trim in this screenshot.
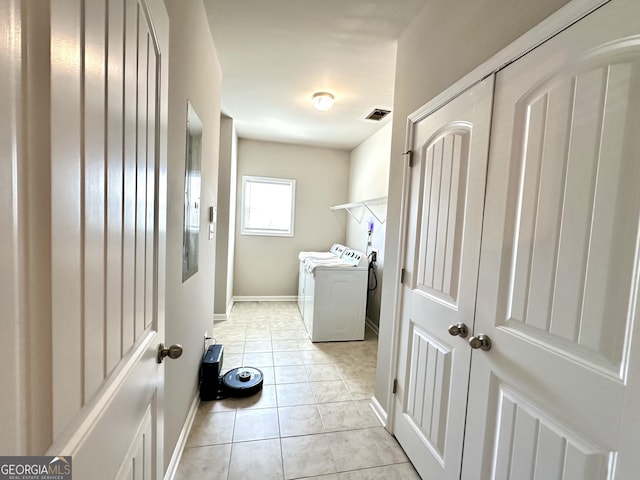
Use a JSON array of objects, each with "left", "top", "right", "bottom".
[
  {"left": 240, "top": 175, "right": 296, "bottom": 237},
  {"left": 233, "top": 295, "right": 297, "bottom": 303},
  {"left": 370, "top": 396, "right": 388, "bottom": 428},
  {"left": 164, "top": 392, "right": 200, "bottom": 480},
  {"left": 385, "top": 151, "right": 412, "bottom": 434},
  {"left": 365, "top": 317, "right": 379, "bottom": 336},
  {"left": 387, "top": 0, "right": 611, "bottom": 434}
]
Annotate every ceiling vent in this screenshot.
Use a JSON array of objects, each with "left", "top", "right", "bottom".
[{"left": 365, "top": 108, "right": 391, "bottom": 121}]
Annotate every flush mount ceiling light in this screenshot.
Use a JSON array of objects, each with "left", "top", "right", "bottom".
[{"left": 312, "top": 92, "right": 334, "bottom": 111}]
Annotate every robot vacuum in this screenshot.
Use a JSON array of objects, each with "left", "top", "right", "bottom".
[{"left": 220, "top": 367, "right": 264, "bottom": 397}]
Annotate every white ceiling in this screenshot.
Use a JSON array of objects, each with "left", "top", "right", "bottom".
[{"left": 204, "top": 0, "right": 427, "bottom": 150}]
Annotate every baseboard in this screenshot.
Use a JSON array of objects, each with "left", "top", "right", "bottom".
[
  {"left": 213, "top": 313, "right": 228, "bottom": 322},
  {"left": 370, "top": 395, "right": 388, "bottom": 429},
  {"left": 233, "top": 295, "right": 297, "bottom": 302},
  {"left": 213, "top": 298, "right": 235, "bottom": 322},
  {"left": 365, "top": 317, "right": 379, "bottom": 336},
  {"left": 164, "top": 392, "right": 200, "bottom": 480},
  {"left": 215, "top": 296, "right": 296, "bottom": 320}
]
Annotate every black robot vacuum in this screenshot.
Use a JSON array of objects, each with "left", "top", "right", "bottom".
[{"left": 199, "top": 344, "right": 264, "bottom": 400}]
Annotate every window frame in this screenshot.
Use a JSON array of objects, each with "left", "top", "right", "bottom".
[{"left": 240, "top": 175, "right": 296, "bottom": 237}]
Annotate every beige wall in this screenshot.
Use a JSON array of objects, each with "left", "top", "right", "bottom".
[
  {"left": 234, "top": 139, "right": 349, "bottom": 297},
  {"left": 164, "top": 0, "right": 221, "bottom": 469},
  {"left": 375, "top": 0, "right": 573, "bottom": 418},
  {"left": 348, "top": 122, "right": 392, "bottom": 203},
  {"left": 347, "top": 122, "right": 392, "bottom": 329},
  {"left": 214, "top": 116, "right": 237, "bottom": 317}
]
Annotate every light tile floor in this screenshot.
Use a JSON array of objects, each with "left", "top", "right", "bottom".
[{"left": 175, "top": 301, "right": 420, "bottom": 480}]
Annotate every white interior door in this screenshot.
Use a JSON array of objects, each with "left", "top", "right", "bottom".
[
  {"left": 462, "top": 0, "right": 640, "bottom": 478},
  {"left": 393, "top": 76, "right": 494, "bottom": 480},
  {"left": 45, "top": 1, "right": 169, "bottom": 479}
]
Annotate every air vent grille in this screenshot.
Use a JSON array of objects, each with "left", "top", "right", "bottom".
[{"left": 365, "top": 108, "right": 391, "bottom": 121}]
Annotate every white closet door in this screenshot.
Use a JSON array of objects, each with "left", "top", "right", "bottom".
[
  {"left": 393, "top": 76, "right": 494, "bottom": 480},
  {"left": 462, "top": 0, "right": 640, "bottom": 478}
]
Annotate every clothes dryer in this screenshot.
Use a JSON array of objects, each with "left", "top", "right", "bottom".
[
  {"left": 297, "top": 243, "right": 346, "bottom": 317},
  {"left": 301, "top": 249, "right": 368, "bottom": 342}
]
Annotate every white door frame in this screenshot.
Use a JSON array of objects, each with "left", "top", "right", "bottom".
[
  {"left": 0, "top": 0, "right": 52, "bottom": 455},
  {"left": 386, "top": 0, "right": 612, "bottom": 433}
]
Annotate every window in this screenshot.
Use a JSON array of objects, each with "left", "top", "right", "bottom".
[{"left": 241, "top": 176, "right": 296, "bottom": 236}]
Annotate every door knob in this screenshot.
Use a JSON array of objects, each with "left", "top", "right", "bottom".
[
  {"left": 448, "top": 323, "right": 469, "bottom": 338},
  {"left": 469, "top": 335, "right": 492, "bottom": 351},
  {"left": 157, "top": 343, "right": 183, "bottom": 363}
]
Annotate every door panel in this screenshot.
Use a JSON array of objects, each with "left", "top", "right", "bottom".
[
  {"left": 83, "top": 0, "right": 107, "bottom": 401},
  {"left": 393, "top": 75, "right": 494, "bottom": 480},
  {"left": 405, "top": 327, "right": 452, "bottom": 459},
  {"left": 106, "top": 0, "right": 126, "bottom": 376},
  {"left": 116, "top": 406, "right": 154, "bottom": 480},
  {"left": 416, "top": 128, "right": 469, "bottom": 306},
  {"left": 492, "top": 381, "right": 610, "bottom": 480},
  {"left": 500, "top": 53, "right": 639, "bottom": 375},
  {"left": 46, "top": 0, "right": 169, "bottom": 478},
  {"left": 463, "top": 0, "right": 640, "bottom": 477},
  {"left": 123, "top": 0, "right": 139, "bottom": 353},
  {"left": 50, "top": 0, "right": 83, "bottom": 434},
  {"left": 51, "top": 0, "right": 161, "bottom": 427}
]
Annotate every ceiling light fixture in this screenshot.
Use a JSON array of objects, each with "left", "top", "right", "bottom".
[{"left": 312, "top": 92, "right": 334, "bottom": 111}]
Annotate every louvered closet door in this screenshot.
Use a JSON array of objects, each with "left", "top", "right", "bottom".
[
  {"left": 393, "top": 76, "right": 494, "bottom": 480},
  {"left": 461, "top": 0, "right": 640, "bottom": 478}
]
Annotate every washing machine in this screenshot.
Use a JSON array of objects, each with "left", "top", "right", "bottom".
[
  {"left": 301, "top": 249, "right": 368, "bottom": 342},
  {"left": 297, "top": 243, "right": 346, "bottom": 316}
]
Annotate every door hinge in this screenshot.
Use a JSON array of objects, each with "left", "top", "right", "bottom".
[
  {"left": 403, "top": 150, "right": 414, "bottom": 167},
  {"left": 392, "top": 379, "right": 398, "bottom": 394},
  {"left": 400, "top": 268, "right": 406, "bottom": 284}
]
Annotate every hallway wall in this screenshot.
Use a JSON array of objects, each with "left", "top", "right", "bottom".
[
  {"left": 347, "top": 122, "right": 392, "bottom": 329},
  {"left": 164, "top": 0, "right": 222, "bottom": 470},
  {"left": 214, "top": 116, "right": 238, "bottom": 319}
]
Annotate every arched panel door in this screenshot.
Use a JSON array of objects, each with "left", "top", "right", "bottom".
[
  {"left": 464, "top": 0, "right": 640, "bottom": 477},
  {"left": 393, "top": 76, "right": 494, "bottom": 480}
]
